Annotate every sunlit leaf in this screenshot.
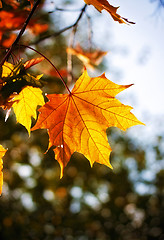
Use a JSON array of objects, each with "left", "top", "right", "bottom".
[
  {"left": 0, "top": 10, "right": 48, "bottom": 42},
  {"left": 12, "top": 86, "right": 45, "bottom": 135},
  {"left": 1, "top": 33, "right": 16, "bottom": 48},
  {"left": 0, "top": 145, "right": 7, "bottom": 195},
  {"left": 84, "top": 0, "right": 134, "bottom": 24},
  {"left": 33, "top": 70, "right": 143, "bottom": 177},
  {"left": 24, "top": 57, "right": 45, "bottom": 70},
  {"left": 67, "top": 44, "right": 107, "bottom": 70},
  {"left": 0, "top": 61, "right": 44, "bottom": 110}
]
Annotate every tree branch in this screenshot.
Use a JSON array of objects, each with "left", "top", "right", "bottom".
[
  {"left": 0, "top": 0, "right": 42, "bottom": 67},
  {"left": 31, "top": 4, "right": 87, "bottom": 46}
]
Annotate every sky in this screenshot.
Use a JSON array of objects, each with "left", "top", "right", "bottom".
[
  {"left": 105, "top": 0, "right": 164, "bottom": 118},
  {"left": 30, "top": 0, "right": 164, "bottom": 195},
  {"left": 94, "top": 0, "right": 164, "bottom": 194},
  {"left": 83, "top": 0, "right": 164, "bottom": 142}
]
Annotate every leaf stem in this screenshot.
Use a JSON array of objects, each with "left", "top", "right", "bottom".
[
  {"left": 0, "top": 0, "right": 42, "bottom": 68},
  {"left": 18, "top": 44, "right": 71, "bottom": 94}
]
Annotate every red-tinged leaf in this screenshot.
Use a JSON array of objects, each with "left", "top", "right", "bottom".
[
  {"left": 32, "top": 70, "right": 144, "bottom": 178},
  {"left": 1, "top": 33, "right": 16, "bottom": 48},
  {"left": 0, "top": 10, "right": 29, "bottom": 32},
  {"left": 48, "top": 69, "right": 68, "bottom": 78},
  {"left": 29, "top": 23, "right": 48, "bottom": 35},
  {"left": 0, "top": 10, "right": 48, "bottom": 41},
  {"left": 5, "top": 0, "right": 20, "bottom": 9},
  {"left": 84, "top": 0, "right": 135, "bottom": 24},
  {"left": 67, "top": 44, "right": 107, "bottom": 70},
  {"left": 24, "top": 57, "right": 45, "bottom": 70}
]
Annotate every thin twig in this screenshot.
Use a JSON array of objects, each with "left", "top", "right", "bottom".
[
  {"left": 18, "top": 44, "right": 71, "bottom": 94},
  {"left": 66, "top": 4, "right": 87, "bottom": 84},
  {"left": 72, "top": 4, "right": 87, "bottom": 33},
  {"left": 0, "top": 0, "right": 42, "bottom": 68},
  {"left": 55, "top": 7, "right": 82, "bottom": 12},
  {"left": 31, "top": 4, "right": 87, "bottom": 46},
  {"left": 87, "top": 15, "right": 93, "bottom": 52}
]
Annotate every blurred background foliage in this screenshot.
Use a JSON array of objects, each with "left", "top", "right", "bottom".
[{"left": 0, "top": 0, "right": 164, "bottom": 239}]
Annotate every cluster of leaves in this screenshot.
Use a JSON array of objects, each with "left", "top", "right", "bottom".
[
  {"left": 0, "top": 0, "right": 143, "bottom": 194},
  {"left": 0, "top": 0, "right": 48, "bottom": 48}
]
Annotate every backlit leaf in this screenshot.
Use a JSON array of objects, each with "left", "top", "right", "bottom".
[
  {"left": 67, "top": 44, "right": 107, "bottom": 70},
  {"left": 1, "top": 33, "right": 16, "bottom": 48},
  {"left": 0, "top": 10, "right": 48, "bottom": 43},
  {"left": 84, "top": 0, "right": 134, "bottom": 24},
  {"left": 12, "top": 86, "right": 45, "bottom": 135},
  {"left": 0, "top": 145, "right": 7, "bottom": 195},
  {"left": 32, "top": 70, "right": 143, "bottom": 177},
  {"left": 0, "top": 61, "right": 44, "bottom": 110},
  {"left": 24, "top": 57, "right": 45, "bottom": 70}
]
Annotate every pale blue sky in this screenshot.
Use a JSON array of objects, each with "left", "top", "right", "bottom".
[{"left": 106, "top": 0, "right": 164, "bottom": 117}]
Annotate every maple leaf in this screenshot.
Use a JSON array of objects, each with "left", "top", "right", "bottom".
[
  {"left": 0, "top": 60, "right": 45, "bottom": 128},
  {"left": 0, "top": 61, "right": 44, "bottom": 108},
  {"left": 67, "top": 44, "right": 107, "bottom": 70},
  {"left": 32, "top": 70, "right": 143, "bottom": 177},
  {"left": 84, "top": 0, "right": 134, "bottom": 24},
  {"left": 0, "top": 145, "right": 7, "bottom": 195},
  {"left": 0, "top": 0, "right": 2, "bottom": 8},
  {"left": 12, "top": 86, "right": 45, "bottom": 135}
]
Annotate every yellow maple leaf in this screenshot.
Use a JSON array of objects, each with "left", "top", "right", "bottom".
[
  {"left": 32, "top": 70, "right": 144, "bottom": 177},
  {"left": 0, "top": 145, "right": 7, "bottom": 195},
  {"left": 12, "top": 86, "right": 45, "bottom": 135},
  {"left": 84, "top": 0, "right": 134, "bottom": 24}
]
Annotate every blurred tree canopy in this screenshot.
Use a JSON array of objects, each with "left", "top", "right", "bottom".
[{"left": 0, "top": 0, "right": 164, "bottom": 239}]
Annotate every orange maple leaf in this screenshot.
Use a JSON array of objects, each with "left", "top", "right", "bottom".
[
  {"left": 84, "top": 0, "right": 134, "bottom": 24},
  {"left": 67, "top": 44, "right": 107, "bottom": 70},
  {"left": 32, "top": 70, "right": 143, "bottom": 177},
  {"left": 0, "top": 145, "right": 7, "bottom": 195},
  {"left": 0, "top": 0, "right": 2, "bottom": 8}
]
